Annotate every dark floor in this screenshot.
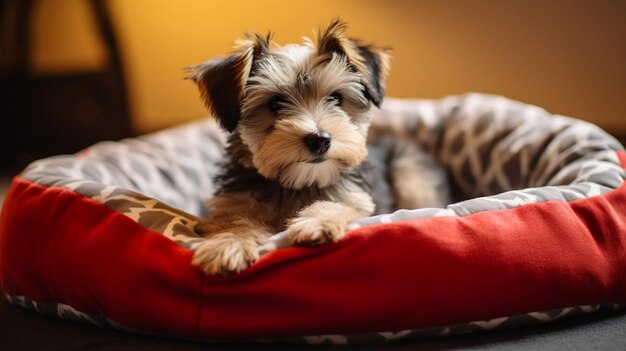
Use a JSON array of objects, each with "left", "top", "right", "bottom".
[
  {"left": 1, "top": 296, "right": 626, "bottom": 351},
  {"left": 0, "top": 174, "right": 11, "bottom": 210}
]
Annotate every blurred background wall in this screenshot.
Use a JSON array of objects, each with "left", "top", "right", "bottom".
[{"left": 2, "top": 0, "right": 625, "bottom": 170}]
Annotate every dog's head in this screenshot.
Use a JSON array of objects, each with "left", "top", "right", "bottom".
[{"left": 188, "top": 19, "right": 390, "bottom": 189}]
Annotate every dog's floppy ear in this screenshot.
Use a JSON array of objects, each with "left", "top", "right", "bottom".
[
  {"left": 187, "top": 34, "right": 270, "bottom": 132},
  {"left": 316, "top": 19, "right": 391, "bottom": 107}
]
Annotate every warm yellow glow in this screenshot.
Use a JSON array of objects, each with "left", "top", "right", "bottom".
[
  {"left": 29, "top": 0, "right": 626, "bottom": 134},
  {"left": 31, "top": 0, "right": 107, "bottom": 73},
  {"left": 105, "top": 0, "right": 397, "bottom": 133}
]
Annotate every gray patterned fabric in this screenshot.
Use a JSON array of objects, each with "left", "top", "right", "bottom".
[
  {"left": 21, "top": 120, "right": 227, "bottom": 247},
  {"left": 13, "top": 93, "right": 626, "bottom": 343},
  {"left": 6, "top": 293, "right": 624, "bottom": 344}
]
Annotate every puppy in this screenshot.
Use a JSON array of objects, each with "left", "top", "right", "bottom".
[{"left": 187, "top": 19, "right": 448, "bottom": 275}]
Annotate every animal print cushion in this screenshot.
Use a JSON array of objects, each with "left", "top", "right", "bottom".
[{"left": 2, "top": 93, "right": 626, "bottom": 344}]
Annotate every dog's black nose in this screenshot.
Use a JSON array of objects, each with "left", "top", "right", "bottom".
[{"left": 304, "top": 132, "right": 331, "bottom": 155}]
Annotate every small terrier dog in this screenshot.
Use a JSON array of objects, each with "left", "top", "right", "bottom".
[{"left": 187, "top": 19, "right": 448, "bottom": 275}]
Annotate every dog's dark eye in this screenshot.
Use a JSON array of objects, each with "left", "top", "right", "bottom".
[
  {"left": 269, "top": 96, "right": 286, "bottom": 114},
  {"left": 329, "top": 92, "right": 343, "bottom": 106}
]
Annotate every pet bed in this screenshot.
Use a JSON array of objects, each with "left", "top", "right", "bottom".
[{"left": 1, "top": 93, "right": 626, "bottom": 344}]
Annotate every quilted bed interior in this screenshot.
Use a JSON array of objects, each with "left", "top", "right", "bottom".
[{"left": 18, "top": 93, "right": 626, "bottom": 250}]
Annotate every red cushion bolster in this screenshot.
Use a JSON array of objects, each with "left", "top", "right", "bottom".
[
  {"left": 2, "top": 151, "right": 626, "bottom": 340},
  {"left": 0, "top": 177, "right": 203, "bottom": 337},
  {"left": 197, "top": 151, "right": 626, "bottom": 339}
]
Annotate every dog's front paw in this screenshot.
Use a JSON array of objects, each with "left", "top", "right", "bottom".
[
  {"left": 191, "top": 234, "right": 259, "bottom": 275},
  {"left": 287, "top": 215, "right": 345, "bottom": 246}
]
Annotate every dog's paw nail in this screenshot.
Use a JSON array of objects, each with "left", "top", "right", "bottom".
[{"left": 191, "top": 238, "right": 259, "bottom": 275}]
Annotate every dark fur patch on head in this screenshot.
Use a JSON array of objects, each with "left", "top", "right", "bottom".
[
  {"left": 296, "top": 72, "right": 311, "bottom": 94},
  {"left": 355, "top": 44, "right": 390, "bottom": 106},
  {"left": 249, "top": 32, "right": 272, "bottom": 56},
  {"left": 317, "top": 19, "right": 349, "bottom": 55},
  {"left": 187, "top": 34, "right": 271, "bottom": 132},
  {"left": 316, "top": 18, "right": 391, "bottom": 107},
  {"left": 188, "top": 55, "right": 248, "bottom": 132}
]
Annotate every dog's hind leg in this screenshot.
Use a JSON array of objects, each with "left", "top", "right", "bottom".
[{"left": 390, "top": 140, "right": 451, "bottom": 210}]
